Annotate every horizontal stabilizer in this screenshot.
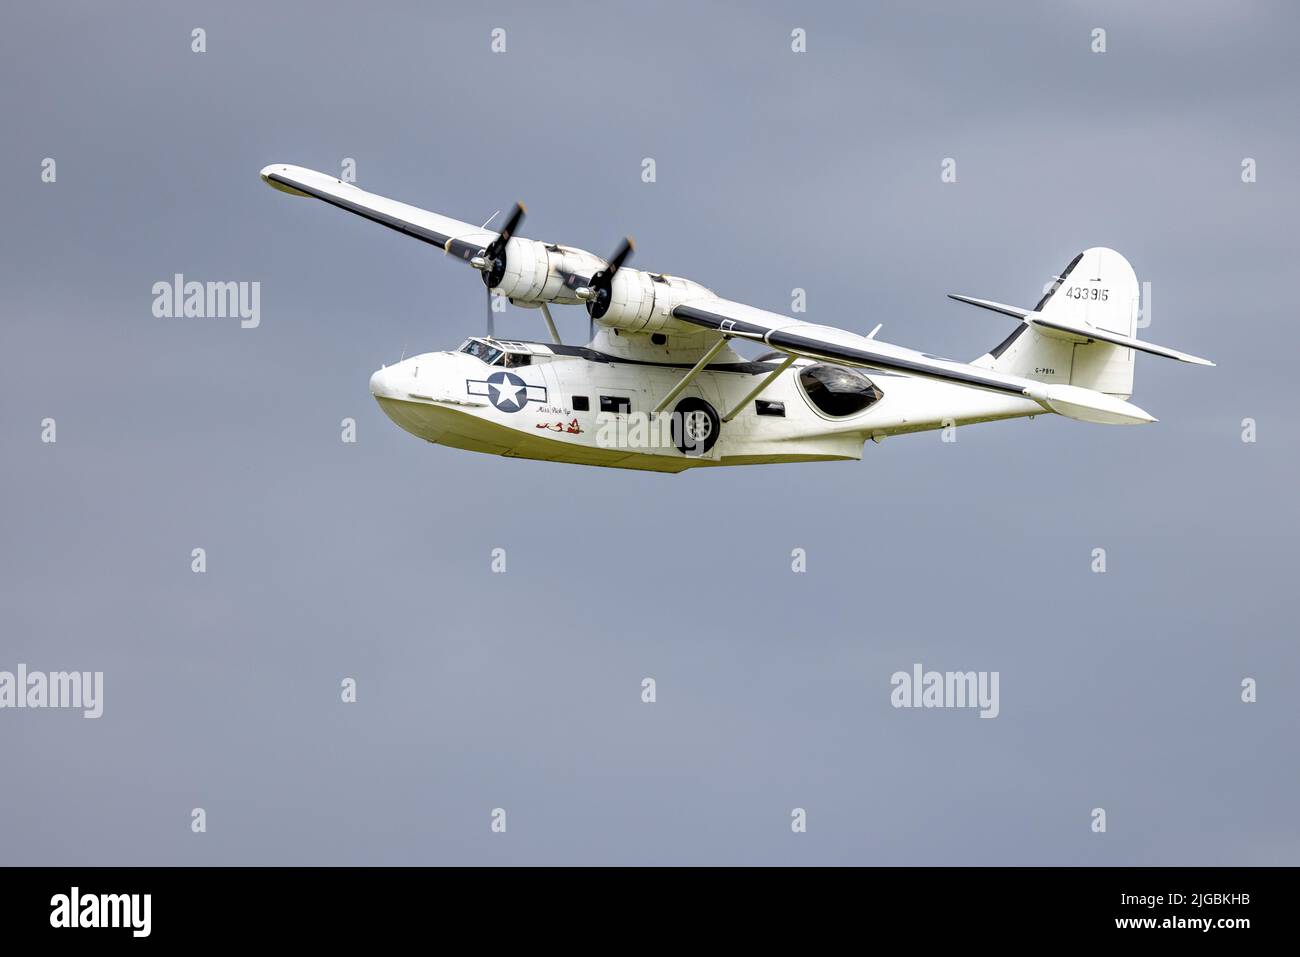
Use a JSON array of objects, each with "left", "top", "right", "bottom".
[
  {"left": 1030, "top": 315, "right": 1215, "bottom": 366},
  {"left": 950, "top": 292, "right": 1214, "bottom": 366},
  {"left": 947, "top": 294, "right": 1031, "bottom": 320}
]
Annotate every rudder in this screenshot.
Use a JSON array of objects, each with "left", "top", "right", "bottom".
[{"left": 978, "top": 247, "right": 1140, "bottom": 397}]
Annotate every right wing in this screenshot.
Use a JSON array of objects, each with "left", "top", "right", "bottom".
[
  {"left": 260, "top": 164, "right": 498, "bottom": 263},
  {"left": 672, "top": 298, "right": 1031, "bottom": 396},
  {"left": 672, "top": 297, "right": 1159, "bottom": 424}
]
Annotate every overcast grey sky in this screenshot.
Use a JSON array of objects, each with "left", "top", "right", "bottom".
[{"left": 1, "top": 0, "right": 1297, "bottom": 865}]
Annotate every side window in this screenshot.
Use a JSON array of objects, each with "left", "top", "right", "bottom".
[
  {"left": 755, "top": 400, "right": 785, "bottom": 417},
  {"left": 572, "top": 396, "right": 590, "bottom": 411},
  {"left": 600, "top": 395, "right": 631, "bottom": 414}
]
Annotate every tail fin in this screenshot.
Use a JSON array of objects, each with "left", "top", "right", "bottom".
[{"left": 969, "top": 247, "right": 1142, "bottom": 397}]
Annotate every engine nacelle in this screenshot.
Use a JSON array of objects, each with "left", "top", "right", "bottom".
[
  {"left": 595, "top": 270, "right": 714, "bottom": 334},
  {"left": 491, "top": 239, "right": 608, "bottom": 306},
  {"left": 487, "top": 239, "right": 714, "bottom": 333}
]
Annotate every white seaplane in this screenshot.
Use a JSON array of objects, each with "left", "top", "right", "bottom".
[{"left": 261, "top": 164, "right": 1212, "bottom": 473}]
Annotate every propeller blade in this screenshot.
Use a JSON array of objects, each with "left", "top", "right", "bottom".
[
  {"left": 480, "top": 202, "right": 527, "bottom": 292},
  {"left": 486, "top": 287, "right": 494, "bottom": 338},
  {"left": 584, "top": 237, "right": 636, "bottom": 322},
  {"left": 498, "top": 202, "right": 526, "bottom": 245},
  {"left": 607, "top": 236, "right": 634, "bottom": 274}
]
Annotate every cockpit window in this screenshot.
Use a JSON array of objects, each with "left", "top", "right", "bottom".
[
  {"left": 798, "top": 364, "right": 883, "bottom": 417},
  {"left": 460, "top": 340, "right": 504, "bottom": 365}
]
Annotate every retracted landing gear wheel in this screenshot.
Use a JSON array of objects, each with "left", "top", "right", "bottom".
[{"left": 671, "top": 397, "right": 721, "bottom": 456}]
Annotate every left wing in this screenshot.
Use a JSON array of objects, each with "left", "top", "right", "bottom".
[
  {"left": 672, "top": 297, "right": 1158, "bottom": 424},
  {"left": 260, "top": 164, "right": 608, "bottom": 303},
  {"left": 260, "top": 164, "right": 499, "bottom": 263}
]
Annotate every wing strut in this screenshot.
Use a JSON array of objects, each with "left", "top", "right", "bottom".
[
  {"left": 723, "top": 355, "right": 796, "bottom": 422},
  {"left": 652, "top": 337, "right": 730, "bottom": 415},
  {"left": 539, "top": 303, "right": 562, "bottom": 345}
]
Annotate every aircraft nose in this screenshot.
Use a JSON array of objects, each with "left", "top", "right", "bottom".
[{"left": 370, "top": 366, "right": 393, "bottom": 398}]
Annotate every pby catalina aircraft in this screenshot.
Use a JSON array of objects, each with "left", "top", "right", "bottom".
[{"left": 261, "top": 164, "right": 1213, "bottom": 473}]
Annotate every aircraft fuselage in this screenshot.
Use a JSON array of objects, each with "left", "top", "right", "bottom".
[{"left": 368, "top": 333, "right": 1042, "bottom": 472}]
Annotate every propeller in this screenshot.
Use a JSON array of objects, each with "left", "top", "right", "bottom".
[
  {"left": 577, "top": 237, "right": 634, "bottom": 318},
  {"left": 470, "top": 201, "right": 526, "bottom": 338}
]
